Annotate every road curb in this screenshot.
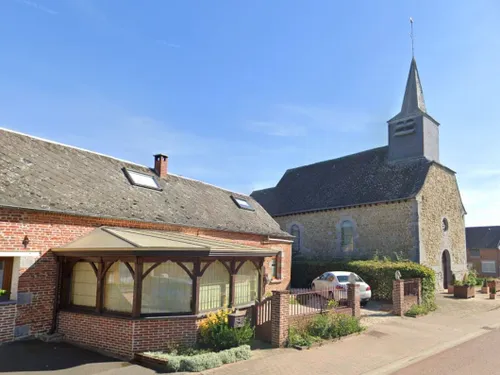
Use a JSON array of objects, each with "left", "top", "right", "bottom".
[{"left": 362, "top": 323, "right": 500, "bottom": 375}]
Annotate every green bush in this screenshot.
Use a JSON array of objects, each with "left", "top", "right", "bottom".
[
  {"left": 292, "top": 260, "right": 436, "bottom": 305},
  {"left": 287, "top": 313, "right": 364, "bottom": 347},
  {"left": 405, "top": 302, "right": 436, "bottom": 317},
  {"left": 287, "top": 327, "right": 318, "bottom": 347},
  {"left": 199, "top": 310, "right": 254, "bottom": 351},
  {"left": 147, "top": 345, "right": 252, "bottom": 373}
]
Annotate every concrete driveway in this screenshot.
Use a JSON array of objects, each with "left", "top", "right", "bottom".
[{"left": 0, "top": 340, "right": 154, "bottom": 375}]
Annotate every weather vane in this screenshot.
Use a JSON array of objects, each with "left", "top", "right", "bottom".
[{"left": 409, "top": 17, "right": 415, "bottom": 58}]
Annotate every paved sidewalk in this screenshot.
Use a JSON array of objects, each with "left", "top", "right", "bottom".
[{"left": 203, "top": 292, "right": 500, "bottom": 375}]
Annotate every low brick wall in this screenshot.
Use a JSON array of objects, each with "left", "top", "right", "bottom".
[
  {"left": 58, "top": 311, "right": 134, "bottom": 358},
  {"left": 392, "top": 279, "right": 421, "bottom": 316},
  {"left": 57, "top": 310, "right": 208, "bottom": 359},
  {"left": 0, "top": 302, "right": 16, "bottom": 344},
  {"left": 133, "top": 316, "right": 203, "bottom": 353}
]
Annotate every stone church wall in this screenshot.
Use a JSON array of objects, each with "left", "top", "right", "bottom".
[
  {"left": 274, "top": 200, "right": 418, "bottom": 261},
  {"left": 416, "top": 164, "right": 467, "bottom": 287}
]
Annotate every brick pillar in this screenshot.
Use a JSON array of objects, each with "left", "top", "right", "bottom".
[
  {"left": 392, "top": 280, "right": 404, "bottom": 316},
  {"left": 347, "top": 283, "right": 360, "bottom": 318},
  {"left": 271, "top": 290, "right": 289, "bottom": 348}
]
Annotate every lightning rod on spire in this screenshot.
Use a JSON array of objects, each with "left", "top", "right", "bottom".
[{"left": 409, "top": 17, "right": 414, "bottom": 58}]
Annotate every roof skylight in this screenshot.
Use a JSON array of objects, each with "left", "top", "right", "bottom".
[
  {"left": 231, "top": 195, "right": 254, "bottom": 211},
  {"left": 123, "top": 169, "right": 162, "bottom": 191}
]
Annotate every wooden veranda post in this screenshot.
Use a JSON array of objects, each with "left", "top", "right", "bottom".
[{"left": 132, "top": 258, "right": 143, "bottom": 318}]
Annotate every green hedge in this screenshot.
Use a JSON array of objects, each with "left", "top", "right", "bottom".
[{"left": 292, "top": 260, "right": 436, "bottom": 305}]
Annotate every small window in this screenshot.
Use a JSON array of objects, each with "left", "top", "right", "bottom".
[
  {"left": 290, "top": 224, "right": 301, "bottom": 257},
  {"left": 469, "top": 248, "right": 480, "bottom": 258},
  {"left": 442, "top": 218, "right": 449, "bottom": 232},
  {"left": 341, "top": 220, "right": 354, "bottom": 251},
  {"left": 231, "top": 195, "right": 254, "bottom": 211},
  {"left": 123, "top": 168, "right": 162, "bottom": 191},
  {"left": 481, "top": 261, "right": 496, "bottom": 274},
  {"left": 0, "top": 257, "right": 14, "bottom": 299}
]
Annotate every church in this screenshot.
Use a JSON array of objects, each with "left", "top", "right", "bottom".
[{"left": 251, "top": 57, "right": 467, "bottom": 289}]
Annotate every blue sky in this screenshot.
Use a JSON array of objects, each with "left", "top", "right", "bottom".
[{"left": 0, "top": 0, "right": 499, "bottom": 226}]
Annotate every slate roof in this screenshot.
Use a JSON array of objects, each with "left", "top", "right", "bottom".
[
  {"left": 466, "top": 227, "right": 500, "bottom": 249},
  {"left": 0, "top": 128, "right": 290, "bottom": 238},
  {"left": 251, "top": 146, "right": 433, "bottom": 217}
]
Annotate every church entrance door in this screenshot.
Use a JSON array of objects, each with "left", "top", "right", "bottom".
[{"left": 442, "top": 250, "right": 451, "bottom": 289}]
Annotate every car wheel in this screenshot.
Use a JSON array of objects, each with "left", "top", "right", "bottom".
[{"left": 361, "top": 301, "right": 368, "bottom": 307}]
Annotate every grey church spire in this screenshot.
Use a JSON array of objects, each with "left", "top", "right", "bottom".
[
  {"left": 387, "top": 57, "right": 440, "bottom": 163},
  {"left": 390, "top": 58, "right": 427, "bottom": 122}
]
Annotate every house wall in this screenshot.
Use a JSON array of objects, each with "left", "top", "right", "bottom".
[
  {"left": 0, "top": 303, "right": 16, "bottom": 344},
  {"left": 0, "top": 207, "right": 291, "bottom": 341},
  {"left": 467, "top": 248, "right": 499, "bottom": 278},
  {"left": 416, "top": 164, "right": 467, "bottom": 287},
  {"left": 274, "top": 200, "right": 418, "bottom": 261}
]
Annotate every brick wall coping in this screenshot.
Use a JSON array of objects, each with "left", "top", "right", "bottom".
[{"left": 60, "top": 304, "right": 254, "bottom": 321}]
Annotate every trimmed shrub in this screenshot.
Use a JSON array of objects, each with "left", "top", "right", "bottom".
[
  {"left": 199, "top": 309, "right": 254, "bottom": 351},
  {"left": 146, "top": 345, "right": 252, "bottom": 373},
  {"left": 292, "top": 260, "right": 436, "bottom": 305}
]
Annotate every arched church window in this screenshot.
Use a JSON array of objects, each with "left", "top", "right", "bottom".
[{"left": 442, "top": 218, "right": 449, "bottom": 232}]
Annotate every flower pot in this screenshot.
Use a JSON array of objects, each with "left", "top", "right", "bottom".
[
  {"left": 482, "top": 286, "right": 490, "bottom": 294},
  {"left": 490, "top": 293, "right": 496, "bottom": 300},
  {"left": 447, "top": 285, "right": 454, "bottom": 294},
  {"left": 453, "top": 285, "right": 475, "bottom": 299},
  {"left": 0, "top": 293, "right": 10, "bottom": 302}
]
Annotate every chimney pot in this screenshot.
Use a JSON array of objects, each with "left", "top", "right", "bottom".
[{"left": 154, "top": 154, "right": 168, "bottom": 178}]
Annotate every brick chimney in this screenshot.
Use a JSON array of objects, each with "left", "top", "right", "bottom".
[{"left": 153, "top": 154, "right": 168, "bottom": 178}]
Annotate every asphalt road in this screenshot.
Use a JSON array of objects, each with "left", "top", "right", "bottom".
[{"left": 394, "top": 327, "right": 500, "bottom": 375}]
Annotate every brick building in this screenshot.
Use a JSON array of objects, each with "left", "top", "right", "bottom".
[
  {"left": 466, "top": 226, "right": 500, "bottom": 277},
  {"left": 0, "top": 128, "right": 292, "bottom": 358},
  {"left": 252, "top": 58, "right": 467, "bottom": 290}
]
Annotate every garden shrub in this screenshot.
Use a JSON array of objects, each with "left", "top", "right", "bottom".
[
  {"left": 405, "top": 302, "right": 436, "bottom": 317},
  {"left": 292, "top": 260, "right": 436, "bottom": 305},
  {"left": 287, "top": 313, "right": 364, "bottom": 347},
  {"left": 147, "top": 345, "right": 252, "bottom": 373},
  {"left": 199, "top": 309, "right": 254, "bottom": 351}
]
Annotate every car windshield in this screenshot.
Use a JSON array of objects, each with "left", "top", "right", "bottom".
[{"left": 336, "top": 275, "right": 363, "bottom": 283}]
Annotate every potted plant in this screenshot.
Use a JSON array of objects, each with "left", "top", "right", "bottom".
[
  {"left": 448, "top": 273, "right": 456, "bottom": 294},
  {"left": 482, "top": 279, "right": 490, "bottom": 294},
  {"left": 490, "top": 286, "right": 497, "bottom": 300},
  {"left": 0, "top": 289, "right": 10, "bottom": 302},
  {"left": 453, "top": 273, "right": 476, "bottom": 299}
]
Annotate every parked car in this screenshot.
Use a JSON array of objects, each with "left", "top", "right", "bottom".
[{"left": 311, "top": 271, "right": 371, "bottom": 306}]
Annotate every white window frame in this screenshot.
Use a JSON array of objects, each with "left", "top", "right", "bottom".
[{"left": 481, "top": 260, "right": 496, "bottom": 274}]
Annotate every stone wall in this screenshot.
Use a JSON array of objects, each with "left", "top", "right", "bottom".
[
  {"left": 416, "top": 164, "right": 467, "bottom": 287},
  {"left": 275, "top": 200, "right": 417, "bottom": 261}
]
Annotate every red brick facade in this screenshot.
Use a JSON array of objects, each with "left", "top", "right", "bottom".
[
  {"left": 0, "top": 303, "right": 16, "bottom": 343},
  {"left": 0, "top": 207, "right": 291, "bottom": 352}
]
